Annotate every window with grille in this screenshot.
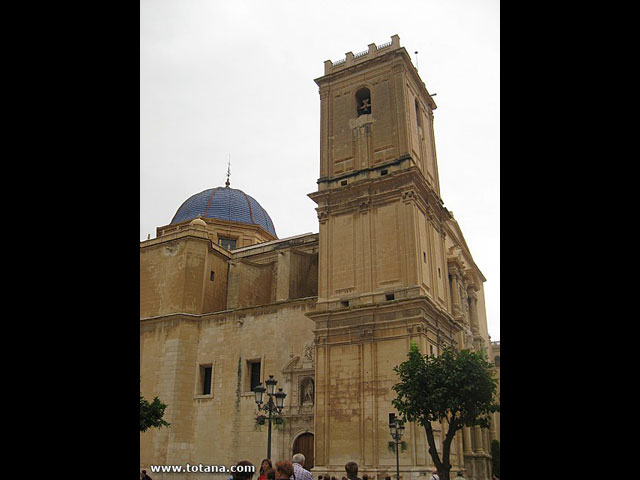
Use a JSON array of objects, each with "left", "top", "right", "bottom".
[{"left": 218, "top": 237, "right": 237, "bottom": 250}]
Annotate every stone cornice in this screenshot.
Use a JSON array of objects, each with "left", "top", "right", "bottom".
[
  {"left": 231, "top": 232, "right": 318, "bottom": 257},
  {"left": 140, "top": 228, "right": 232, "bottom": 258},
  {"left": 310, "top": 165, "right": 450, "bottom": 229},
  {"left": 315, "top": 35, "right": 437, "bottom": 111},
  {"left": 444, "top": 221, "right": 486, "bottom": 283},
  {"left": 307, "top": 293, "right": 456, "bottom": 331},
  {"left": 139, "top": 296, "right": 317, "bottom": 324},
  {"left": 155, "top": 216, "right": 276, "bottom": 243},
  {"left": 230, "top": 257, "right": 276, "bottom": 268}
]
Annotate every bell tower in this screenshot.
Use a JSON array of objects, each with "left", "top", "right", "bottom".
[{"left": 307, "top": 35, "right": 464, "bottom": 475}]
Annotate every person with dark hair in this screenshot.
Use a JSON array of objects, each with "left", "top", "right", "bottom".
[
  {"left": 275, "top": 461, "right": 294, "bottom": 480},
  {"left": 233, "top": 460, "right": 256, "bottom": 480},
  {"left": 385, "top": 476, "right": 391, "bottom": 480},
  {"left": 141, "top": 470, "right": 152, "bottom": 480},
  {"left": 345, "top": 462, "right": 361, "bottom": 480},
  {"left": 259, "top": 459, "right": 273, "bottom": 480},
  {"left": 266, "top": 469, "right": 276, "bottom": 480}
]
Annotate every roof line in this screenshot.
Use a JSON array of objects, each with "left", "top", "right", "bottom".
[{"left": 232, "top": 232, "right": 317, "bottom": 252}]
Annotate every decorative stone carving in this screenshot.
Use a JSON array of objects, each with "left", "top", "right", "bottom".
[
  {"left": 303, "top": 342, "right": 314, "bottom": 362},
  {"left": 466, "top": 330, "right": 474, "bottom": 348}
]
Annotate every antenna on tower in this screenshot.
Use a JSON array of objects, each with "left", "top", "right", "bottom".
[
  {"left": 414, "top": 51, "right": 419, "bottom": 71},
  {"left": 225, "top": 155, "right": 231, "bottom": 188}
]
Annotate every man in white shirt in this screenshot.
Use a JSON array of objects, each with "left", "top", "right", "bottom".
[{"left": 291, "top": 453, "right": 313, "bottom": 480}]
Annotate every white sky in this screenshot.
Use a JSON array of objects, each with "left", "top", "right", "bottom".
[{"left": 140, "top": 0, "right": 500, "bottom": 341}]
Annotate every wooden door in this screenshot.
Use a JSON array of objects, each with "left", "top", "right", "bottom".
[{"left": 293, "top": 433, "right": 314, "bottom": 469}]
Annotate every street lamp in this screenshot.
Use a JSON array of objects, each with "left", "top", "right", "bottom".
[
  {"left": 255, "top": 375, "right": 287, "bottom": 459},
  {"left": 389, "top": 414, "right": 406, "bottom": 480}
]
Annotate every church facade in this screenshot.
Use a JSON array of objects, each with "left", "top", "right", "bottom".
[{"left": 140, "top": 35, "right": 499, "bottom": 480}]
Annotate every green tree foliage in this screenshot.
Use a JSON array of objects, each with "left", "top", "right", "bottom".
[
  {"left": 491, "top": 440, "right": 500, "bottom": 477},
  {"left": 140, "top": 393, "right": 171, "bottom": 433},
  {"left": 392, "top": 343, "right": 499, "bottom": 480}
]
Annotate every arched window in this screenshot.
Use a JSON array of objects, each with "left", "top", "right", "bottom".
[{"left": 356, "top": 88, "right": 371, "bottom": 116}]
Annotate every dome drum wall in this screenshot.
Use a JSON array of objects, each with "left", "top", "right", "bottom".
[{"left": 158, "top": 217, "right": 276, "bottom": 251}]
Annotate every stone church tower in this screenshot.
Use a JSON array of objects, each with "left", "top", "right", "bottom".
[{"left": 307, "top": 35, "right": 493, "bottom": 479}]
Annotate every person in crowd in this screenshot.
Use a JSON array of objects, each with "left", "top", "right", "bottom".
[
  {"left": 345, "top": 462, "right": 362, "bottom": 480},
  {"left": 265, "top": 468, "right": 275, "bottom": 480},
  {"left": 258, "top": 459, "right": 273, "bottom": 480},
  {"left": 141, "top": 470, "right": 152, "bottom": 480},
  {"left": 292, "top": 454, "right": 313, "bottom": 480},
  {"left": 233, "top": 461, "right": 256, "bottom": 480},
  {"left": 275, "top": 461, "right": 294, "bottom": 480}
]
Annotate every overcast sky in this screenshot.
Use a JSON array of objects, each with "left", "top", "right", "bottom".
[{"left": 140, "top": 0, "right": 500, "bottom": 341}]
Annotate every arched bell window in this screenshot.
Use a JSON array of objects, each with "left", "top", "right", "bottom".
[{"left": 356, "top": 87, "right": 371, "bottom": 116}]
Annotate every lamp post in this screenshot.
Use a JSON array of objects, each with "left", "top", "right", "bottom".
[
  {"left": 389, "top": 414, "right": 405, "bottom": 480},
  {"left": 254, "top": 375, "right": 287, "bottom": 459}
]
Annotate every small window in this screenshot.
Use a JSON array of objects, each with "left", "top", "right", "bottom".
[
  {"left": 341, "top": 180, "right": 348, "bottom": 186},
  {"left": 438, "top": 268, "right": 441, "bottom": 278},
  {"left": 423, "top": 252, "right": 427, "bottom": 263},
  {"left": 210, "top": 270, "right": 215, "bottom": 281},
  {"left": 249, "top": 361, "right": 261, "bottom": 391},
  {"left": 385, "top": 293, "right": 395, "bottom": 301},
  {"left": 200, "top": 365, "right": 212, "bottom": 395},
  {"left": 430, "top": 345, "right": 434, "bottom": 355},
  {"left": 380, "top": 169, "right": 388, "bottom": 176},
  {"left": 341, "top": 300, "right": 349, "bottom": 308},
  {"left": 218, "top": 237, "right": 237, "bottom": 250},
  {"left": 494, "top": 356, "right": 500, "bottom": 367},
  {"left": 356, "top": 87, "right": 371, "bottom": 116},
  {"left": 415, "top": 98, "right": 423, "bottom": 130}
]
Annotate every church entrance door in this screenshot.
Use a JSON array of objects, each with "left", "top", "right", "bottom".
[{"left": 293, "top": 432, "right": 314, "bottom": 469}]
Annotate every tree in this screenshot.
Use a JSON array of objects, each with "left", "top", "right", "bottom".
[
  {"left": 140, "top": 393, "right": 171, "bottom": 433},
  {"left": 392, "top": 343, "right": 499, "bottom": 480}
]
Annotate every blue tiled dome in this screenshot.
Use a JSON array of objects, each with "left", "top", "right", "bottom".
[{"left": 171, "top": 187, "right": 277, "bottom": 237}]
